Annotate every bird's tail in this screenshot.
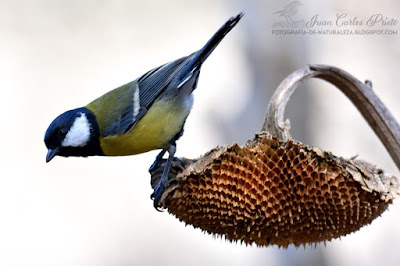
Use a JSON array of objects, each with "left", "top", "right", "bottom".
[{"left": 178, "top": 12, "right": 243, "bottom": 79}]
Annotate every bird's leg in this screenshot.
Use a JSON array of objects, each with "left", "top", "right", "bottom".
[
  {"left": 152, "top": 144, "right": 176, "bottom": 211},
  {"left": 148, "top": 149, "right": 167, "bottom": 172}
]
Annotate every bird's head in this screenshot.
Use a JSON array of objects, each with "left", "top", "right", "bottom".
[{"left": 44, "top": 107, "right": 102, "bottom": 162}]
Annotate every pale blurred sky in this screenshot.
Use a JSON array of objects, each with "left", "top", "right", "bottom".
[{"left": 0, "top": 0, "right": 400, "bottom": 266}]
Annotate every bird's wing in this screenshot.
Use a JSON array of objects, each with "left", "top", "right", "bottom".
[
  {"left": 137, "top": 54, "right": 193, "bottom": 113},
  {"left": 99, "top": 55, "right": 194, "bottom": 137},
  {"left": 88, "top": 12, "right": 243, "bottom": 138}
]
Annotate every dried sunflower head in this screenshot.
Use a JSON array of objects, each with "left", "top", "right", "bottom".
[{"left": 150, "top": 133, "right": 399, "bottom": 247}]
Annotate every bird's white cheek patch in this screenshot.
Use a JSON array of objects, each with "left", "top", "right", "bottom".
[{"left": 62, "top": 113, "right": 91, "bottom": 147}]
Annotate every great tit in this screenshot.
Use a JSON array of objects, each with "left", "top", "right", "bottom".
[{"left": 44, "top": 12, "right": 243, "bottom": 209}]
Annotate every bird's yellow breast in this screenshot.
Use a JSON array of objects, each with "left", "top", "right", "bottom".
[{"left": 99, "top": 98, "right": 191, "bottom": 156}]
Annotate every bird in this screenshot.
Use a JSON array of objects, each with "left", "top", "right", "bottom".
[
  {"left": 273, "top": 1, "right": 302, "bottom": 23},
  {"left": 44, "top": 12, "right": 243, "bottom": 210}
]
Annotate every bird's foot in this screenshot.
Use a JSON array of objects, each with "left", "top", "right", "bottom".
[
  {"left": 149, "top": 155, "right": 188, "bottom": 211},
  {"left": 151, "top": 181, "right": 166, "bottom": 211}
]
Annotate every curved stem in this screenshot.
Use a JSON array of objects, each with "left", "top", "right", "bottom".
[{"left": 262, "top": 64, "right": 400, "bottom": 172}]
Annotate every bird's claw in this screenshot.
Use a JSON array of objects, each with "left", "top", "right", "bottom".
[{"left": 152, "top": 181, "right": 166, "bottom": 211}]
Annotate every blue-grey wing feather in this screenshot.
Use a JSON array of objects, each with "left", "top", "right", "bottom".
[{"left": 103, "top": 55, "right": 193, "bottom": 136}]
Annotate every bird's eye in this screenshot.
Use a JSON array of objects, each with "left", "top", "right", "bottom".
[{"left": 58, "top": 128, "right": 67, "bottom": 137}]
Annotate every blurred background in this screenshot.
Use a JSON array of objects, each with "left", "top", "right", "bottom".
[{"left": 0, "top": 0, "right": 399, "bottom": 265}]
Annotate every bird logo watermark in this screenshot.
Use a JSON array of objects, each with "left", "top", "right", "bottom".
[{"left": 272, "top": 1, "right": 305, "bottom": 28}]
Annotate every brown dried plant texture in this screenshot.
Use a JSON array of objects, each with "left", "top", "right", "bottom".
[{"left": 154, "top": 133, "right": 399, "bottom": 247}]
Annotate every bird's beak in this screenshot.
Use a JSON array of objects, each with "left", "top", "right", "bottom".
[{"left": 46, "top": 148, "right": 59, "bottom": 163}]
